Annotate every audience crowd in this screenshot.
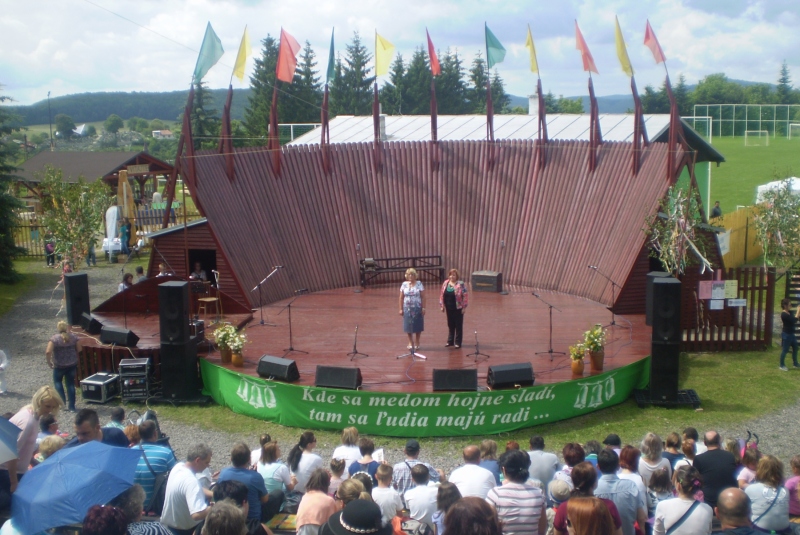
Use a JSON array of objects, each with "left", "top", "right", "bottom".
[{"left": 0, "top": 392, "right": 798, "bottom": 535}]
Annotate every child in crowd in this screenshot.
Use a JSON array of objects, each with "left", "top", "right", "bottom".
[
  {"left": 329, "top": 458, "right": 346, "bottom": 498},
  {"left": 647, "top": 467, "right": 674, "bottom": 529},
  {"left": 738, "top": 448, "right": 759, "bottom": 490},
  {"left": 372, "top": 464, "right": 403, "bottom": 527},
  {"left": 546, "top": 479, "right": 572, "bottom": 535},
  {"left": 105, "top": 407, "right": 126, "bottom": 430},
  {"left": 786, "top": 456, "right": 800, "bottom": 522}
]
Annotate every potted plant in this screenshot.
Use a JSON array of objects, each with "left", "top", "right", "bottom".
[
  {"left": 228, "top": 331, "right": 247, "bottom": 367},
  {"left": 584, "top": 324, "right": 607, "bottom": 371},
  {"left": 213, "top": 324, "right": 237, "bottom": 364},
  {"left": 569, "top": 343, "right": 586, "bottom": 376}
]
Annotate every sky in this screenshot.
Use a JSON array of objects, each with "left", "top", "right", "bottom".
[{"left": 2, "top": 0, "right": 799, "bottom": 107}]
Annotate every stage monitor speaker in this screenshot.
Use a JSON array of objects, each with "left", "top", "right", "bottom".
[
  {"left": 487, "top": 362, "right": 534, "bottom": 389},
  {"left": 159, "top": 281, "right": 190, "bottom": 344},
  {"left": 315, "top": 366, "right": 362, "bottom": 390},
  {"left": 650, "top": 341, "right": 680, "bottom": 402},
  {"left": 652, "top": 278, "right": 682, "bottom": 343},
  {"left": 65, "top": 273, "right": 90, "bottom": 326},
  {"left": 258, "top": 355, "right": 300, "bottom": 382},
  {"left": 80, "top": 312, "right": 103, "bottom": 335},
  {"left": 100, "top": 326, "right": 139, "bottom": 347},
  {"left": 646, "top": 271, "right": 671, "bottom": 326},
  {"left": 160, "top": 339, "right": 200, "bottom": 400},
  {"left": 433, "top": 369, "right": 478, "bottom": 391}
]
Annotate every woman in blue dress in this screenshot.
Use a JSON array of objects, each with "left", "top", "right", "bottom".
[{"left": 398, "top": 268, "right": 425, "bottom": 350}]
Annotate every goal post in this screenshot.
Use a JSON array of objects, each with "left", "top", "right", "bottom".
[
  {"left": 744, "top": 130, "right": 770, "bottom": 146},
  {"left": 789, "top": 124, "right": 800, "bottom": 140}
]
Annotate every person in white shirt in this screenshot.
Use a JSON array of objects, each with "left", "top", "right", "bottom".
[
  {"left": 372, "top": 464, "right": 403, "bottom": 527},
  {"left": 332, "top": 427, "right": 362, "bottom": 471},
  {"left": 287, "top": 431, "right": 323, "bottom": 493},
  {"left": 161, "top": 443, "right": 212, "bottom": 535},
  {"left": 403, "top": 465, "right": 439, "bottom": 529},
  {"left": 448, "top": 445, "right": 496, "bottom": 499}
]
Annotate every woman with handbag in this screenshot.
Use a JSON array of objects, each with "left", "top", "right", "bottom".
[
  {"left": 745, "top": 455, "right": 791, "bottom": 534},
  {"left": 653, "top": 465, "right": 713, "bottom": 535}
]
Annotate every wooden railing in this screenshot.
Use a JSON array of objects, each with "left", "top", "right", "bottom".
[{"left": 359, "top": 255, "right": 444, "bottom": 287}]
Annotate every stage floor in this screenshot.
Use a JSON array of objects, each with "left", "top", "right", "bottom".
[{"left": 199, "top": 285, "right": 651, "bottom": 393}]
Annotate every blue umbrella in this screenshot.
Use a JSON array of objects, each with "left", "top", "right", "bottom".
[
  {"left": 0, "top": 416, "right": 22, "bottom": 465},
  {"left": 12, "top": 441, "right": 142, "bottom": 534}
]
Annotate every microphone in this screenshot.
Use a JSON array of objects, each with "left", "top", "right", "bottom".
[
  {"left": 211, "top": 270, "right": 219, "bottom": 275},
  {"left": 532, "top": 292, "right": 540, "bottom": 298},
  {"left": 274, "top": 265, "right": 284, "bottom": 269},
  {"left": 588, "top": 265, "right": 598, "bottom": 270}
]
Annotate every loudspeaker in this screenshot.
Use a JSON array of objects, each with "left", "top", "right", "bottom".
[
  {"left": 257, "top": 355, "right": 300, "bottom": 382},
  {"left": 159, "top": 281, "right": 190, "bottom": 344},
  {"left": 650, "top": 341, "right": 680, "bottom": 402},
  {"left": 433, "top": 369, "right": 478, "bottom": 391},
  {"left": 80, "top": 312, "right": 103, "bottom": 335},
  {"left": 487, "top": 363, "right": 534, "bottom": 389},
  {"left": 652, "top": 278, "right": 682, "bottom": 343},
  {"left": 64, "top": 273, "right": 90, "bottom": 326},
  {"left": 646, "top": 271, "right": 671, "bottom": 326},
  {"left": 100, "top": 326, "right": 139, "bottom": 347},
  {"left": 315, "top": 366, "right": 362, "bottom": 390},
  {"left": 160, "top": 339, "right": 200, "bottom": 400}
]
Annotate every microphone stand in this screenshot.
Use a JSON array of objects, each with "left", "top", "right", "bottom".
[
  {"left": 466, "top": 330, "right": 490, "bottom": 363},
  {"left": 347, "top": 325, "right": 369, "bottom": 360},
  {"left": 354, "top": 244, "right": 363, "bottom": 294},
  {"left": 250, "top": 267, "right": 281, "bottom": 328},
  {"left": 533, "top": 292, "right": 565, "bottom": 361},
  {"left": 280, "top": 289, "right": 309, "bottom": 357},
  {"left": 119, "top": 252, "right": 134, "bottom": 329},
  {"left": 499, "top": 240, "right": 509, "bottom": 295},
  {"left": 588, "top": 266, "right": 620, "bottom": 327}
]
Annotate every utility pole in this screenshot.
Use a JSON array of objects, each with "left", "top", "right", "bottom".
[{"left": 47, "top": 91, "right": 54, "bottom": 151}]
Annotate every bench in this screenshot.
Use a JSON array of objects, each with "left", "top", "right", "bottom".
[{"left": 359, "top": 255, "right": 445, "bottom": 287}]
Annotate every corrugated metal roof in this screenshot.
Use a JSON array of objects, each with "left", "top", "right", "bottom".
[
  {"left": 16, "top": 151, "right": 141, "bottom": 183},
  {"left": 189, "top": 138, "right": 681, "bottom": 308}
]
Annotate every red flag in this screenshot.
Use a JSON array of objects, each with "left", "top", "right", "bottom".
[
  {"left": 644, "top": 20, "right": 666, "bottom": 64},
  {"left": 276, "top": 28, "right": 301, "bottom": 83},
  {"left": 426, "top": 29, "right": 441, "bottom": 76},
  {"left": 575, "top": 21, "right": 598, "bottom": 74}
]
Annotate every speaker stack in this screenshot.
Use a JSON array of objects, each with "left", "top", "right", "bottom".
[
  {"left": 258, "top": 355, "right": 300, "bottom": 382},
  {"left": 315, "top": 366, "right": 362, "bottom": 390},
  {"left": 158, "top": 281, "right": 201, "bottom": 400},
  {"left": 64, "top": 273, "right": 90, "bottom": 326},
  {"left": 487, "top": 363, "right": 534, "bottom": 389},
  {"left": 634, "top": 276, "right": 700, "bottom": 408}
]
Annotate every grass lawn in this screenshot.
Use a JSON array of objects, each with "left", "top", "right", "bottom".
[
  {"left": 0, "top": 273, "right": 36, "bottom": 317},
  {"left": 710, "top": 135, "right": 800, "bottom": 214}
]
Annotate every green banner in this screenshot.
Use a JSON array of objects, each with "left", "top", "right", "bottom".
[{"left": 200, "top": 359, "right": 650, "bottom": 437}]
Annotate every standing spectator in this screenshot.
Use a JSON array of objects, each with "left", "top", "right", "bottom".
[
  {"left": 779, "top": 298, "right": 800, "bottom": 371},
  {"left": 161, "top": 443, "right": 213, "bottom": 535},
  {"left": 619, "top": 446, "right": 648, "bottom": 519},
  {"left": 134, "top": 420, "right": 178, "bottom": 514},
  {"left": 479, "top": 439, "right": 502, "bottom": 485},
  {"left": 594, "top": 450, "right": 647, "bottom": 535},
  {"left": 45, "top": 238, "right": 56, "bottom": 267},
  {"left": 486, "top": 449, "right": 547, "bottom": 535},
  {"left": 745, "top": 455, "right": 790, "bottom": 533},
  {"left": 218, "top": 442, "right": 283, "bottom": 523},
  {"left": 444, "top": 497, "right": 503, "bottom": 535},
  {"left": 553, "top": 443, "right": 586, "bottom": 490},
  {"left": 653, "top": 465, "right": 712, "bottom": 535},
  {"left": 528, "top": 436, "right": 560, "bottom": 490},
  {"left": 710, "top": 201, "right": 722, "bottom": 218},
  {"left": 403, "top": 465, "right": 439, "bottom": 529},
  {"left": 692, "top": 431, "right": 737, "bottom": 509},
  {"left": 785, "top": 456, "right": 800, "bottom": 520},
  {"left": 152, "top": 189, "right": 163, "bottom": 205},
  {"left": 372, "top": 464, "right": 402, "bottom": 527},
  {"left": 288, "top": 431, "right": 324, "bottom": 494},
  {"left": 332, "top": 427, "right": 362, "bottom": 469},
  {"left": 567, "top": 497, "right": 616, "bottom": 535},
  {"left": 0, "top": 349, "right": 6, "bottom": 395},
  {"left": 448, "top": 445, "right": 497, "bottom": 499},
  {"left": 553, "top": 462, "right": 623, "bottom": 535},
  {"left": 392, "top": 439, "right": 442, "bottom": 495},
  {"left": 65, "top": 408, "right": 129, "bottom": 448},
  {"left": 106, "top": 407, "right": 126, "bottom": 430},
  {"left": 439, "top": 268, "right": 468, "bottom": 348},
  {"left": 347, "top": 437, "right": 380, "bottom": 486},
  {"left": 295, "top": 468, "right": 337, "bottom": 535},
  {"left": 431, "top": 483, "right": 461, "bottom": 535},
  {"left": 119, "top": 220, "right": 131, "bottom": 257},
  {"left": 684, "top": 428, "right": 707, "bottom": 455},
  {"left": 45, "top": 321, "right": 80, "bottom": 412},
  {"left": 715, "top": 488, "right": 760, "bottom": 535},
  {"left": 639, "top": 433, "right": 672, "bottom": 485},
  {"left": 662, "top": 433, "right": 685, "bottom": 468},
  {"left": 738, "top": 449, "right": 759, "bottom": 490},
  {"left": 399, "top": 268, "right": 425, "bottom": 350}
]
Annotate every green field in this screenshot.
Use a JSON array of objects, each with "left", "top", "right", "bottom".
[
  {"left": 22, "top": 119, "right": 178, "bottom": 137},
  {"left": 710, "top": 135, "right": 800, "bottom": 214}
]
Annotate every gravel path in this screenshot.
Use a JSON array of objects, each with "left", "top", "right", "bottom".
[{"left": 0, "top": 260, "right": 797, "bottom": 474}]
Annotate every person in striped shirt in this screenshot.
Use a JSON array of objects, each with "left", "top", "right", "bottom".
[
  {"left": 134, "top": 420, "right": 177, "bottom": 511},
  {"left": 486, "top": 449, "right": 547, "bottom": 535}
]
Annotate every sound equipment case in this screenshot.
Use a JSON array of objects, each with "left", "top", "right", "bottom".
[{"left": 80, "top": 372, "right": 120, "bottom": 403}]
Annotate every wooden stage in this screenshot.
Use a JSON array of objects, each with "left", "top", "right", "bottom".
[{"left": 87, "top": 284, "right": 651, "bottom": 394}]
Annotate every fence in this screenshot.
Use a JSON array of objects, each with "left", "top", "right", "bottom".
[
  {"left": 680, "top": 267, "right": 775, "bottom": 352},
  {"left": 692, "top": 104, "right": 800, "bottom": 138},
  {"left": 710, "top": 206, "right": 763, "bottom": 268}
]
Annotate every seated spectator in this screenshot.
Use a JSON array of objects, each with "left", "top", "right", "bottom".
[
  {"left": 218, "top": 442, "right": 283, "bottom": 523},
  {"left": 337, "top": 478, "right": 371, "bottom": 508},
  {"left": 109, "top": 484, "right": 173, "bottom": 535},
  {"left": 351, "top": 472, "right": 373, "bottom": 494},
  {"left": 403, "top": 464, "right": 438, "bottom": 529},
  {"left": 715, "top": 488, "right": 759, "bottom": 535},
  {"left": 674, "top": 439, "right": 696, "bottom": 470},
  {"left": 547, "top": 480, "right": 572, "bottom": 535},
  {"left": 119, "top": 273, "right": 134, "bottom": 293},
  {"left": 296, "top": 468, "right": 338, "bottom": 535},
  {"left": 372, "top": 464, "right": 402, "bottom": 527},
  {"left": 647, "top": 467, "right": 674, "bottom": 520},
  {"left": 506, "top": 440, "right": 521, "bottom": 452},
  {"left": 724, "top": 439, "right": 743, "bottom": 475},
  {"left": 693, "top": 431, "right": 737, "bottom": 510},
  {"left": 553, "top": 443, "right": 585, "bottom": 490},
  {"left": 328, "top": 458, "right": 346, "bottom": 498},
  {"left": 36, "top": 413, "right": 58, "bottom": 445},
  {"left": 320, "top": 499, "right": 393, "bottom": 535},
  {"left": 595, "top": 449, "right": 647, "bottom": 535},
  {"left": 683, "top": 428, "right": 707, "bottom": 455},
  {"left": 82, "top": 504, "right": 128, "bottom": 535},
  {"left": 348, "top": 437, "right": 380, "bottom": 486},
  {"left": 603, "top": 434, "right": 622, "bottom": 457},
  {"left": 619, "top": 446, "right": 648, "bottom": 518},
  {"left": 134, "top": 419, "right": 178, "bottom": 514},
  {"left": 65, "top": 408, "right": 129, "bottom": 448},
  {"left": 486, "top": 449, "right": 546, "bottom": 535},
  {"left": 567, "top": 497, "right": 616, "bottom": 535},
  {"left": 639, "top": 433, "right": 672, "bottom": 485},
  {"left": 392, "top": 439, "right": 442, "bottom": 495},
  {"left": 584, "top": 440, "right": 602, "bottom": 469},
  {"left": 653, "top": 465, "right": 712, "bottom": 535},
  {"left": 161, "top": 443, "right": 213, "bottom": 535},
  {"left": 105, "top": 406, "right": 126, "bottom": 430},
  {"left": 786, "top": 455, "right": 800, "bottom": 520},
  {"left": 444, "top": 496, "right": 503, "bottom": 535},
  {"left": 479, "top": 439, "right": 501, "bottom": 485},
  {"left": 201, "top": 499, "right": 248, "bottom": 535},
  {"left": 738, "top": 449, "right": 759, "bottom": 490},
  {"left": 553, "top": 461, "right": 623, "bottom": 535},
  {"left": 431, "top": 482, "right": 461, "bottom": 535},
  {"left": 256, "top": 440, "right": 295, "bottom": 511},
  {"left": 124, "top": 423, "right": 141, "bottom": 446},
  {"left": 332, "top": 427, "right": 362, "bottom": 469},
  {"left": 448, "top": 445, "right": 496, "bottom": 499},
  {"left": 528, "top": 436, "right": 560, "bottom": 490},
  {"left": 36, "top": 435, "right": 65, "bottom": 461},
  {"left": 250, "top": 433, "right": 271, "bottom": 467},
  {"left": 745, "top": 455, "right": 790, "bottom": 534},
  {"left": 288, "top": 431, "right": 323, "bottom": 495},
  {"left": 135, "top": 266, "right": 147, "bottom": 282},
  {"left": 662, "top": 433, "right": 685, "bottom": 468},
  {"left": 212, "top": 480, "right": 270, "bottom": 535}
]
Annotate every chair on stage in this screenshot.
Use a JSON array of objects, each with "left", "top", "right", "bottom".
[{"left": 195, "top": 281, "right": 220, "bottom": 325}]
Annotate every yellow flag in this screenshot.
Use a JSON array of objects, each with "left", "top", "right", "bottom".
[
  {"left": 614, "top": 16, "right": 633, "bottom": 77},
  {"left": 233, "top": 26, "right": 251, "bottom": 82},
  {"left": 525, "top": 24, "right": 539, "bottom": 74},
  {"left": 375, "top": 32, "right": 395, "bottom": 76}
]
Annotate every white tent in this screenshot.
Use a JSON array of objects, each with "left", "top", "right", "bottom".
[{"left": 755, "top": 177, "right": 800, "bottom": 203}]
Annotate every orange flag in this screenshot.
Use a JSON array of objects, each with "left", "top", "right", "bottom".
[
  {"left": 276, "top": 28, "right": 301, "bottom": 83},
  {"left": 426, "top": 29, "right": 441, "bottom": 76},
  {"left": 575, "top": 21, "right": 598, "bottom": 74},
  {"left": 644, "top": 20, "right": 666, "bottom": 64}
]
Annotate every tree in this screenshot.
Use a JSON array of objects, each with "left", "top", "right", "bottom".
[
  {"left": 104, "top": 114, "right": 124, "bottom": 136},
  {"left": 555, "top": 96, "right": 584, "bottom": 114},
  {"left": 85, "top": 125, "right": 97, "bottom": 137},
  {"left": 641, "top": 84, "right": 669, "bottom": 113},
  {"left": 436, "top": 49, "right": 470, "bottom": 114},
  {"left": 752, "top": 173, "right": 800, "bottom": 268},
  {"left": 490, "top": 70, "right": 510, "bottom": 114},
  {"left": 150, "top": 119, "right": 167, "bottom": 131},
  {"left": 331, "top": 32, "right": 375, "bottom": 115},
  {"left": 0, "top": 89, "right": 25, "bottom": 283},
  {"left": 54, "top": 114, "right": 76, "bottom": 138},
  {"left": 467, "top": 52, "right": 488, "bottom": 113},
  {"left": 244, "top": 34, "right": 279, "bottom": 143},
  {"left": 283, "top": 41, "right": 323, "bottom": 123},
  {"left": 38, "top": 165, "right": 111, "bottom": 268},
  {"left": 403, "top": 48, "right": 433, "bottom": 115},
  {"left": 187, "top": 80, "right": 220, "bottom": 150},
  {"left": 693, "top": 73, "right": 744, "bottom": 104},
  {"left": 776, "top": 60, "right": 793, "bottom": 105},
  {"left": 380, "top": 55, "right": 407, "bottom": 115},
  {"left": 673, "top": 74, "right": 693, "bottom": 116}
]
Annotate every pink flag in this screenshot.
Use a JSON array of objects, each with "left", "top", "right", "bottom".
[
  {"left": 276, "top": 28, "right": 302, "bottom": 83},
  {"left": 575, "top": 21, "right": 598, "bottom": 74},
  {"left": 644, "top": 20, "right": 666, "bottom": 64},
  {"left": 426, "top": 29, "right": 441, "bottom": 76}
]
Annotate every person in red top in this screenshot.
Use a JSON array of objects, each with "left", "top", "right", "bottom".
[
  {"left": 554, "top": 461, "right": 623, "bottom": 535},
  {"left": 439, "top": 269, "right": 468, "bottom": 348}
]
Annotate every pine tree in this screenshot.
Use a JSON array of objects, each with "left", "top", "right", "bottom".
[
  {"left": 0, "top": 89, "right": 25, "bottom": 283},
  {"left": 776, "top": 60, "right": 793, "bottom": 105},
  {"left": 331, "top": 32, "right": 375, "bottom": 115},
  {"left": 283, "top": 41, "right": 323, "bottom": 123},
  {"left": 403, "top": 48, "right": 433, "bottom": 115},
  {"left": 380, "top": 55, "right": 406, "bottom": 115},
  {"left": 490, "top": 70, "right": 510, "bottom": 114},
  {"left": 437, "top": 49, "right": 470, "bottom": 114},
  {"left": 468, "top": 52, "right": 488, "bottom": 113},
  {"left": 673, "top": 74, "right": 693, "bottom": 116},
  {"left": 243, "top": 35, "right": 279, "bottom": 143},
  {"left": 189, "top": 80, "right": 220, "bottom": 150}
]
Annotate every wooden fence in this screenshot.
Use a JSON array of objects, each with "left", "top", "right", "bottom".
[
  {"left": 680, "top": 266, "right": 775, "bottom": 351},
  {"left": 78, "top": 346, "right": 162, "bottom": 383},
  {"left": 711, "top": 207, "right": 763, "bottom": 268}
]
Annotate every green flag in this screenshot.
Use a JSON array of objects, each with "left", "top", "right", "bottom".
[
  {"left": 485, "top": 23, "right": 506, "bottom": 70},
  {"left": 193, "top": 22, "right": 225, "bottom": 82},
  {"left": 326, "top": 28, "right": 335, "bottom": 83}
]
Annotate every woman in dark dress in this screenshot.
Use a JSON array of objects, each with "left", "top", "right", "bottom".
[
  {"left": 439, "top": 269, "right": 468, "bottom": 348},
  {"left": 779, "top": 298, "right": 799, "bottom": 371}
]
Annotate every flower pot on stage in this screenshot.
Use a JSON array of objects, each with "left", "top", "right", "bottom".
[
  {"left": 220, "top": 347, "right": 232, "bottom": 364},
  {"left": 589, "top": 349, "right": 605, "bottom": 371},
  {"left": 232, "top": 352, "right": 244, "bottom": 367},
  {"left": 571, "top": 359, "right": 585, "bottom": 377}
]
